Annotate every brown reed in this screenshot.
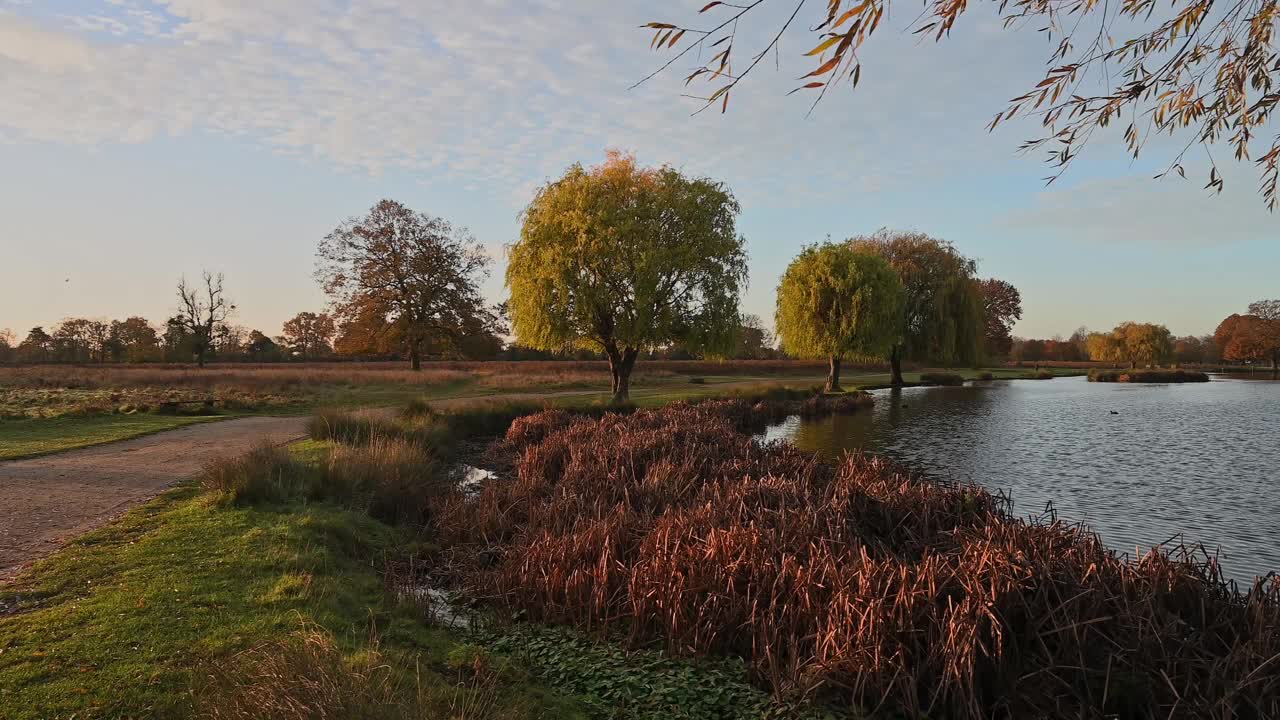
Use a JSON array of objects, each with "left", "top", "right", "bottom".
[{"left": 433, "top": 400, "right": 1280, "bottom": 718}]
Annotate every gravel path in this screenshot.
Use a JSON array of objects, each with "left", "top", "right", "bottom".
[
  {"left": 0, "top": 416, "right": 310, "bottom": 579},
  {"left": 0, "top": 379, "right": 813, "bottom": 581}
]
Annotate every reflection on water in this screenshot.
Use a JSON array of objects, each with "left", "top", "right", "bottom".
[{"left": 763, "top": 375, "right": 1280, "bottom": 582}]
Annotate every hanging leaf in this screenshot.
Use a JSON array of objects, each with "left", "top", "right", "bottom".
[
  {"left": 802, "top": 56, "right": 843, "bottom": 79},
  {"left": 805, "top": 35, "right": 844, "bottom": 56},
  {"left": 668, "top": 29, "right": 686, "bottom": 48},
  {"left": 699, "top": 1, "right": 723, "bottom": 11}
]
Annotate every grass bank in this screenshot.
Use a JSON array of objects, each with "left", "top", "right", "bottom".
[
  {"left": 1088, "top": 368, "right": 1211, "bottom": 383},
  {"left": 0, "top": 441, "right": 591, "bottom": 719},
  {"left": 0, "top": 414, "right": 219, "bottom": 460}
]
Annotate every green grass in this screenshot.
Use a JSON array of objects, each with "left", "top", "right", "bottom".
[
  {"left": 0, "top": 452, "right": 587, "bottom": 719},
  {"left": 0, "top": 367, "right": 1082, "bottom": 463},
  {"left": 0, "top": 414, "right": 221, "bottom": 460}
]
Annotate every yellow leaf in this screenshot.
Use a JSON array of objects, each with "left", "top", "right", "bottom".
[{"left": 805, "top": 35, "right": 843, "bottom": 56}]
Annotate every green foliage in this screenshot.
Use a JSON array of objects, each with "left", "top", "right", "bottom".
[
  {"left": 1088, "top": 368, "right": 1210, "bottom": 383},
  {"left": 774, "top": 242, "right": 902, "bottom": 361},
  {"left": 200, "top": 441, "right": 312, "bottom": 505},
  {"left": 487, "top": 626, "right": 834, "bottom": 720},
  {"left": 850, "top": 230, "right": 984, "bottom": 373},
  {"left": 507, "top": 152, "right": 748, "bottom": 359}
]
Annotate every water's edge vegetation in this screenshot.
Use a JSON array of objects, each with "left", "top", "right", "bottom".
[{"left": 4, "top": 385, "right": 1277, "bottom": 719}]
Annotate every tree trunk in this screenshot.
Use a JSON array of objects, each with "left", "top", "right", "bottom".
[
  {"left": 410, "top": 343, "right": 422, "bottom": 371},
  {"left": 889, "top": 345, "right": 905, "bottom": 387},
  {"left": 606, "top": 346, "right": 639, "bottom": 404},
  {"left": 196, "top": 350, "right": 205, "bottom": 368},
  {"left": 825, "top": 355, "right": 842, "bottom": 393}
]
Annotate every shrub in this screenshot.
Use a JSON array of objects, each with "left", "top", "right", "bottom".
[
  {"left": 1022, "top": 369, "right": 1055, "bottom": 379},
  {"left": 919, "top": 371, "right": 965, "bottom": 386},
  {"left": 200, "top": 442, "right": 310, "bottom": 504},
  {"left": 308, "top": 408, "right": 404, "bottom": 445},
  {"left": 976, "top": 372, "right": 996, "bottom": 381},
  {"left": 320, "top": 437, "right": 443, "bottom": 526},
  {"left": 432, "top": 401, "right": 1280, "bottom": 719},
  {"left": 1089, "top": 369, "right": 1210, "bottom": 383}
]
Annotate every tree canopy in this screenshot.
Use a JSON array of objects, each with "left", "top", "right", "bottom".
[
  {"left": 978, "top": 279, "right": 1023, "bottom": 359},
  {"left": 317, "top": 199, "right": 496, "bottom": 370},
  {"left": 281, "top": 312, "right": 336, "bottom": 359},
  {"left": 775, "top": 242, "right": 902, "bottom": 391},
  {"left": 1215, "top": 301, "right": 1280, "bottom": 369},
  {"left": 507, "top": 151, "right": 748, "bottom": 402},
  {"left": 850, "top": 230, "right": 983, "bottom": 385},
  {"left": 1087, "top": 322, "right": 1175, "bottom": 367},
  {"left": 640, "top": 0, "right": 1280, "bottom": 208}
]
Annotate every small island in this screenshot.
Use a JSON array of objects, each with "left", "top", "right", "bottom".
[{"left": 1089, "top": 368, "right": 1211, "bottom": 383}]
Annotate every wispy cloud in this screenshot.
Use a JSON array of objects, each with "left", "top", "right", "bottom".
[{"left": 999, "top": 170, "right": 1275, "bottom": 247}]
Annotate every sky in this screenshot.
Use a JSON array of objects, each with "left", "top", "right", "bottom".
[{"left": 1, "top": 0, "right": 1276, "bottom": 342}]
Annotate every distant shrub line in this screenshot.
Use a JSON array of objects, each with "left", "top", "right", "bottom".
[{"left": 1088, "top": 368, "right": 1211, "bottom": 383}]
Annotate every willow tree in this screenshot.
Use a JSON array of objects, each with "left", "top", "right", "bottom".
[
  {"left": 317, "top": 200, "right": 493, "bottom": 370},
  {"left": 1087, "top": 322, "right": 1175, "bottom": 367},
  {"left": 775, "top": 243, "right": 902, "bottom": 392},
  {"left": 850, "top": 230, "right": 983, "bottom": 386},
  {"left": 507, "top": 152, "right": 747, "bottom": 403}
]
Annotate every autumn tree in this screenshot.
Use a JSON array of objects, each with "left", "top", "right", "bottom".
[
  {"left": 109, "top": 317, "right": 160, "bottom": 363},
  {"left": 174, "top": 271, "right": 234, "bottom": 368},
  {"left": 508, "top": 152, "right": 747, "bottom": 403},
  {"left": 1215, "top": 304, "right": 1280, "bottom": 370},
  {"left": 850, "top": 230, "right": 983, "bottom": 386},
  {"left": 775, "top": 242, "right": 902, "bottom": 392},
  {"left": 640, "top": 0, "right": 1280, "bottom": 208},
  {"left": 317, "top": 200, "right": 494, "bottom": 371},
  {"left": 1087, "top": 322, "right": 1174, "bottom": 367},
  {"left": 977, "top": 279, "right": 1023, "bottom": 360},
  {"left": 281, "top": 312, "right": 337, "bottom": 359},
  {"left": 51, "top": 318, "right": 110, "bottom": 363}
]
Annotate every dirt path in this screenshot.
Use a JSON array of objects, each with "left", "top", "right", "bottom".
[
  {"left": 0, "top": 379, "right": 821, "bottom": 581},
  {"left": 0, "top": 416, "right": 310, "bottom": 579}
]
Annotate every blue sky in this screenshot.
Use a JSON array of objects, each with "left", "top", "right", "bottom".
[{"left": 1, "top": 0, "right": 1276, "bottom": 342}]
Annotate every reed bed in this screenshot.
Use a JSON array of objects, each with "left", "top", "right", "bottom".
[
  {"left": 1089, "top": 368, "right": 1211, "bottom": 383},
  {"left": 433, "top": 400, "right": 1280, "bottom": 718}
]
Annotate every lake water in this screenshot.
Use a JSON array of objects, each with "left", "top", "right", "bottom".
[{"left": 762, "top": 374, "right": 1280, "bottom": 583}]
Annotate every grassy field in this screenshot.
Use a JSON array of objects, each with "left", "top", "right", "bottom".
[
  {"left": 0, "top": 414, "right": 220, "bottom": 460},
  {"left": 0, "top": 363, "right": 1085, "bottom": 460}
]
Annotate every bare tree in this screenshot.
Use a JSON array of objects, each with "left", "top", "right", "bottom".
[{"left": 175, "top": 271, "right": 234, "bottom": 368}]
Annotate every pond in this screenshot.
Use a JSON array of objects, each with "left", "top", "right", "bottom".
[{"left": 761, "top": 374, "right": 1280, "bottom": 583}]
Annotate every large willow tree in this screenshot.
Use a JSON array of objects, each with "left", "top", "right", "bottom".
[
  {"left": 851, "top": 230, "right": 984, "bottom": 386},
  {"left": 775, "top": 242, "right": 902, "bottom": 392},
  {"left": 507, "top": 152, "right": 747, "bottom": 403}
]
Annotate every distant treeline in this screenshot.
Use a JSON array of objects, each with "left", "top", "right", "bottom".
[{"left": 0, "top": 312, "right": 786, "bottom": 365}]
